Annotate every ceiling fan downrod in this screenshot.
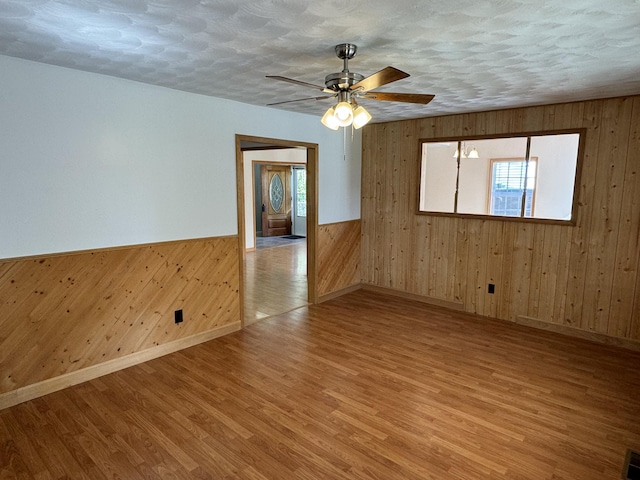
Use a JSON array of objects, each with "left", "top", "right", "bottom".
[
  {"left": 335, "top": 43, "right": 357, "bottom": 71},
  {"left": 325, "top": 43, "right": 364, "bottom": 91}
]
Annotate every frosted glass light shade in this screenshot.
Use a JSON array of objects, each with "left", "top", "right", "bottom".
[
  {"left": 352, "top": 105, "right": 371, "bottom": 129},
  {"left": 321, "top": 106, "right": 340, "bottom": 130},
  {"left": 467, "top": 147, "right": 479, "bottom": 158},
  {"left": 334, "top": 101, "right": 354, "bottom": 126}
]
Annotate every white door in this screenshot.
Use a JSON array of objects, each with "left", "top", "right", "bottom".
[{"left": 291, "top": 166, "right": 307, "bottom": 237}]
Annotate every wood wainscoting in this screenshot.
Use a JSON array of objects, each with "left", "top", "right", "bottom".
[
  {"left": 318, "top": 220, "right": 361, "bottom": 301},
  {"left": 362, "top": 95, "right": 640, "bottom": 347},
  {"left": 0, "top": 236, "right": 240, "bottom": 409}
]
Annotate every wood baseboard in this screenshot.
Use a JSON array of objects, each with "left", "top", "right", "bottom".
[
  {"left": 0, "top": 321, "right": 241, "bottom": 411},
  {"left": 360, "top": 284, "right": 465, "bottom": 311},
  {"left": 516, "top": 315, "right": 640, "bottom": 353},
  {"left": 317, "top": 284, "right": 362, "bottom": 303},
  {"left": 339, "top": 286, "right": 639, "bottom": 353}
]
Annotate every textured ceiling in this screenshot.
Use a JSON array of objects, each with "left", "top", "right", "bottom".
[{"left": 1, "top": 0, "right": 640, "bottom": 123}]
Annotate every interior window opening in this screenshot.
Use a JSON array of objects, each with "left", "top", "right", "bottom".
[{"left": 418, "top": 131, "right": 582, "bottom": 223}]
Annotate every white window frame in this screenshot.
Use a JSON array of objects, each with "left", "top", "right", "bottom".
[{"left": 488, "top": 157, "right": 538, "bottom": 218}]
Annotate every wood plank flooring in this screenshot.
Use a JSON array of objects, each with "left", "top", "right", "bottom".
[
  {"left": 2, "top": 289, "right": 640, "bottom": 479},
  {"left": 243, "top": 240, "right": 307, "bottom": 325}
]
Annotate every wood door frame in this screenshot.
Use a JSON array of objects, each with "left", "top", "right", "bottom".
[{"left": 235, "top": 134, "right": 318, "bottom": 328}]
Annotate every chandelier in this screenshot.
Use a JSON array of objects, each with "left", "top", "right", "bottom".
[{"left": 453, "top": 141, "right": 479, "bottom": 159}]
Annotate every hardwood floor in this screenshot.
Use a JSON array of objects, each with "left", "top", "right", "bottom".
[
  {"left": 243, "top": 240, "right": 307, "bottom": 325},
  {"left": 2, "top": 289, "right": 640, "bottom": 479}
]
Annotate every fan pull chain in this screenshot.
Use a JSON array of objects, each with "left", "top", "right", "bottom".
[{"left": 343, "top": 126, "right": 347, "bottom": 161}]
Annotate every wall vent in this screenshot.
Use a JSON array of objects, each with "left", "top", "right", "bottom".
[{"left": 623, "top": 449, "right": 640, "bottom": 480}]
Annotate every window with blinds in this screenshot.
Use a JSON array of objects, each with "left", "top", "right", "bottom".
[{"left": 490, "top": 159, "right": 537, "bottom": 217}]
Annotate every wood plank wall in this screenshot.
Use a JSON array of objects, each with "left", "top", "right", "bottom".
[
  {"left": 361, "top": 95, "right": 640, "bottom": 345},
  {"left": 317, "top": 220, "right": 361, "bottom": 299},
  {"left": 0, "top": 236, "right": 240, "bottom": 402}
]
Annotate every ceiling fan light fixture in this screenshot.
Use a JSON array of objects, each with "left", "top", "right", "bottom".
[
  {"left": 352, "top": 105, "right": 371, "bottom": 129},
  {"left": 269, "top": 44, "right": 435, "bottom": 131},
  {"left": 321, "top": 106, "right": 340, "bottom": 130},
  {"left": 467, "top": 146, "right": 479, "bottom": 158}
]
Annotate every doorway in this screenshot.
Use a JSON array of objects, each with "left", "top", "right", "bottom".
[
  {"left": 253, "top": 161, "right": 306, "bottom": 242},
  {"left": 235, "top": 135, "right": 318, "bottom": 328}
]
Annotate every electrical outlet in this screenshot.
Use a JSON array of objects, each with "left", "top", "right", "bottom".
[
  {"left": 488, "top": 284, "right": 495, "bottom": 294},
  {"left": 174, "top": 309, "right": 183, "bottom": 324}
]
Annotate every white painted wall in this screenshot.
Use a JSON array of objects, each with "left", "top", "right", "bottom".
[
  {"left": 242, "top": 148, "right": 307, "bottom": 250},
  {"left": 530, "top": 134, "right": 579, "bottom": 220},
  {"left": 0, "top": 55, "right": 362, "bottom": 258}
]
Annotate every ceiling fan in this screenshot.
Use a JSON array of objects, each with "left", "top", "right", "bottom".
[{"left": 266, "top": 43, "right": 434, "bottom": 130}]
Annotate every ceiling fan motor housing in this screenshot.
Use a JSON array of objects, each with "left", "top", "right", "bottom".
[{"left": 324, "top": 71, "right": 364, "bottom": 91}]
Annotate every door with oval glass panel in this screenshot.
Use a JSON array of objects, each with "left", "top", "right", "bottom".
[{"left": 261, "top": 165, "right": 291, "bottom": 237}]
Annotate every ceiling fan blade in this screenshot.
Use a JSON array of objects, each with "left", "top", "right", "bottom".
[
  {"left": 266, "top": 75, "right": 327, "bottom": 91},
  {"left": 267, "top": 96, "right": 333, "bottom": 106},
  {"left": 350, "top": 67, "right": 410, "bottom": 93},
  {"left": 361, "top": 92, "right": 435, "bottom": 104}
]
